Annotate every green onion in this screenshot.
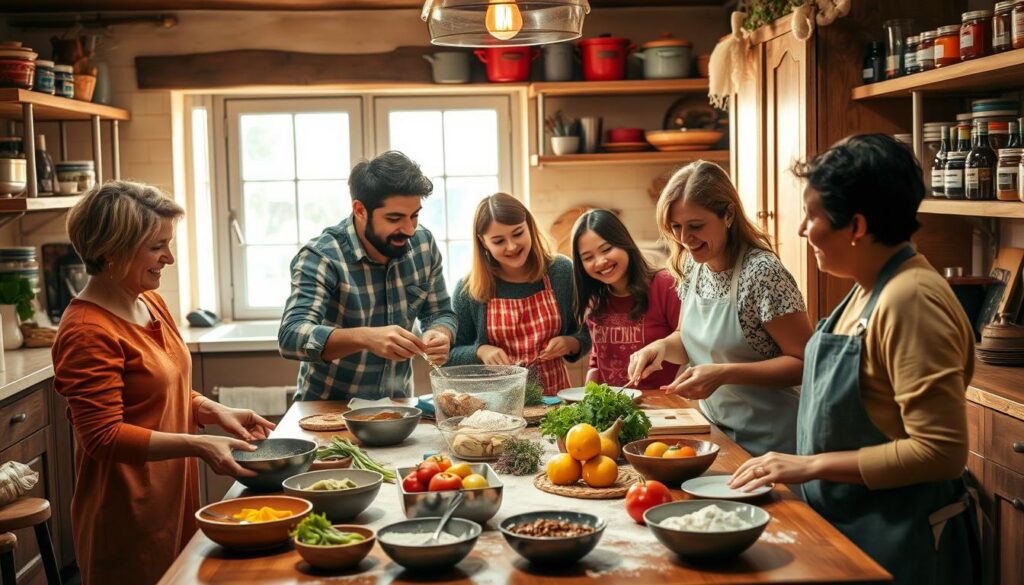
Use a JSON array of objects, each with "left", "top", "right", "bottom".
[{"left": 316, "top": 436, "right": 397, "bottom": 483}]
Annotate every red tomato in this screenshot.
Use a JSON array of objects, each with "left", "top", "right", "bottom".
[
  {"left": 427, "top": 454, "right": 452, "bottom": 472},
  {"left": 624, "top": 478, "right": 673, "bottom": 524},
  {"left": 427, "top": 472, "right": 464, "bottom": 492},
  {"left": 416, "top": 460, "right": 442, "bottom": 485},
  {"left": 402, "top": 471, "right": 425, "bottom": 493}
]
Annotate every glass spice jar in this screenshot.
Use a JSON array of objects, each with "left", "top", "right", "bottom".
[
  {"left": 994, "top": 1, "right": 1015, "bottom": 52},
  {"left": 989, "top": 121, "right": 1010, "bottom": 151},
  {"left": 997, "top": 148, "right": 1022, "bottom": 200},
  {"left": 917, "top": 30, "right": 937, "bottom": 71},
  {"left": 1014, "top": 0, "right": 1024, "bottom": 49},
  {"left": 935, "top": 25, "right": 961, "bottom": 67},
  {"left": 961, "top": 10, "right": 993, "bottom": 61},
  {"left": 53, "top": 65, "right": 74, "bottom": 99},
  {"left": 904, "top": 35, "right": 921, "bottom": 73},
  {"left": 944, "top": 152, "right": 967, "bottom": 199}
]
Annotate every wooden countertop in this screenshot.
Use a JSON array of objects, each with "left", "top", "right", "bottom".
[
  {"left": 0, "top": 347, "right": 55, "bottom": 403},
  {"left": 159, "top": 395, "right": 891, "bottom": 585}
]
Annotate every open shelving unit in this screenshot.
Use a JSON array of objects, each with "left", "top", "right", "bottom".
[
  {"left": 531, "top": 149, "right": 728, "bottom": 167},
  {"left": 919, "top": 199, "right": 1024, "bottom": 219},
  {"left": 851, "top": 49, "right": 1024, "bottom": 100}
]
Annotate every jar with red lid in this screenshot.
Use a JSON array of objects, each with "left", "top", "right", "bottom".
[
  {"left": 994, "top": 1, "right": 1014, "bottom": 52},
  {"left": 934, "top": 25, "right": 961, "bottom": 67},
  {"left": 1014, "top": 0, "right": 1024, "bottom": 49},
  {"left": 960, "top": 10, "right": 992, "bottom": 61},
  {"left": 917, "top": 30, "right": 936, "bottom": 71},
  {"left": 989, "top": 121, "right": 1010, "bottom": 151}
]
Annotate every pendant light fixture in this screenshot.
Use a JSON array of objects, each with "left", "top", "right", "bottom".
[{"left": 421, "top": 0, "right": 591, "bottom": 47}]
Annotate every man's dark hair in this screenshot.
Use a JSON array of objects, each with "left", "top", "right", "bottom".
[
  {"left": 348, "top": 151, "right": 433, "bottom": 212},
  {"left": 792, "top": 133, "right": 924, "bottom": 245}
]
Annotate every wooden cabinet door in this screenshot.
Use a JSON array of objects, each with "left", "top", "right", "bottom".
[
  {"left": 762, "top": 26, "right": 819, "bottom": 319},
  {"left": 986, "top": 461, "right": 1024, "bottom": 585},
  {"left": 730, "top": 43, "right": 763, "bottom": 225},
  {"left": 0, "top": 427, "right": 58, "bottom": 585}
]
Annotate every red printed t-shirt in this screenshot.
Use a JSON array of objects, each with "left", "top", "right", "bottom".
[{"left": 586, "top": 269, "right": 682, "bottom": 389}]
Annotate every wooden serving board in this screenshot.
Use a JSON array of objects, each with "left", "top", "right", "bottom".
[{"left": 645, "top": 408, "right": 711, "bottom": 435}]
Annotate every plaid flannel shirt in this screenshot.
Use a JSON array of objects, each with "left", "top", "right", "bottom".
[{"left": 278, "top": 216, "right": 456, "bottom": 400}]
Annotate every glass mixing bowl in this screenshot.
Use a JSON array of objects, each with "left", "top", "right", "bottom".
[{"left": 429, "top": 365, "right": 527, "bottom": 423}]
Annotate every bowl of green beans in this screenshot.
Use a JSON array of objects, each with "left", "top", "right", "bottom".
[{"left": 291, "top": 513, "right": 376, "bottom": 570}]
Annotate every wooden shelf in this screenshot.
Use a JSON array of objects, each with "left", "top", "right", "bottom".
[
  {"left": 531, "top": 149, "right": 728, "bottom": 167},
  {"left": 529, "top": 78, "right": 709, "bottom": 98},
  {"left": 0, "top": 89, "right": 130, "bottom": 121},
  {"left": 968, "top": 362, "right": 1024, "bottom": 421},
  {"left": 918, "top": 199, "right": 1024, "bottom": 219},
  {"left": 0, "top": 195, "right": 84, "bottom": 212},
  {"left": 852, "top": 48, "right": 1024, "bottom": 100}
]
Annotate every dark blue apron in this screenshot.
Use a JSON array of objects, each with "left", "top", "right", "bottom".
[{"left": 797, "top": 245, "right": 979, "bottom": 585}]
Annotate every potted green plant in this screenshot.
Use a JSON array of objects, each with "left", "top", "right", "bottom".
[
  {"left": 0, "top": 274, "right": 35, "bottom": 350},
  {"left": 545, "top": 111, "right": 580, "bottom": 156}
]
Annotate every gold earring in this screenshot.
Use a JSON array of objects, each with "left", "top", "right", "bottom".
[{"left": 851, "top": 240, "right": 857, "bottom": 247}]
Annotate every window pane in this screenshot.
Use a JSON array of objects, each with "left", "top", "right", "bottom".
[
  {"left": 243, "top": 181, "right": 297, "bottom": 244},
  {"left": 444, "top": 110, "right": 498, "bottom": 176},
  {"left": 240, "top": 114, "right": 294, "bottom": 181},
  {"left": 419, "top": 177, "right": 445, "bottom": 240},
  {"left": 246, "top": 245, "right": 297, "bottom": 308},
  {"left": 446, "top": 177, "right": 497, "bottom": 240},
  {"left": 388, "top": 111, "right": 444, "bottom": 176},
  {"left": 296, "top": 113, "right": 350, "bottom": 180},
  {"left": 446, "top": 239, "right": 474, "bottom": 292},
  {"left": 298, "top": 180, "right": 349, "bottom": 242}
]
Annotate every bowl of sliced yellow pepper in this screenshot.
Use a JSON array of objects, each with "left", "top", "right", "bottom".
[{"left": 196, "top": 495, "right": 313, "bottom": 550}]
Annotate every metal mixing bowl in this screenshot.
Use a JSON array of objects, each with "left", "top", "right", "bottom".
[
  {"left": 499, "top": 510, "right": 606, "bottom": 565},
  {"left": 396, "top": 463, "right": 503, "bottom": 523},
  {"left": 341, "top": 406, "right": 421, "bottom": 447},
  {"left": 377, "top": 517, "right": 481, "bottom": 570},
  {"left": 282, "top": 468, "right": 383, "bottom": 521},
  {"left": 232, "top": 438, "right": 317, "bottom": 492},
  {"left": 644, "top": 499, "right": 770, "bottom": 560}
]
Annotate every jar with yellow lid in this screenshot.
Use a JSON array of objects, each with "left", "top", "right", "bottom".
[{"left": 997, "top": 148, "right": 1022, "bottom": 200}]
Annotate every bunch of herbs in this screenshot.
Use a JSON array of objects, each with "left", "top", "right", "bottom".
[
  {"left": 493, "top": 437, "right": 545, "bottom": 475},
  {"left": 539, "top": 381, "right": 651, "bottom": 445}
]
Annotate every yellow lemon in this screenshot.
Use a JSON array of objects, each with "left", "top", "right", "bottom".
[
  {"left": 582, "top": 455, "right": 618, "bottom": 488},
  {"left": 448, "top": 462, "right": 473, "bottom": 478},
  {"left": 599, "top": 436, "right": 620, "bottom": 460},
  {"left": 565, "top": 423, "right": 601, "bottom": 462},
  {"left": 643, "top": 441, "right": 670, "bottom": 457},
  {"left": 546, "top": 453, "right": 582, "bottom": 485}
]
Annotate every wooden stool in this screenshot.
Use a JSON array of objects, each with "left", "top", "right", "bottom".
[
  {"left": 0, "top": 499, "right": 61, "bottom": 585},
  {"left": 0, "top": 532, "right": 16, "bottom": 585}
]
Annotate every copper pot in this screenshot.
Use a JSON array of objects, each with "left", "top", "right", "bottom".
[{"left": 980, "top": 313, "right": 1024, "bottom": 350}]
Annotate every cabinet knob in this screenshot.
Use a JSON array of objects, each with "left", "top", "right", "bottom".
[
  {"left": 755, "top": 210, "right": 775, "bottom": 220},
  {"left": 1014, "top": 498, "right": 1024, "bottom": 512},
  {"left": 1014, "top": 442, "right": 1024, "bottom": 454},
  {"left": 10, "top": 413, "right": 27, "bottom": 424}
]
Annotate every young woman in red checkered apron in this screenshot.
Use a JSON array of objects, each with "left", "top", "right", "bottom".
[{"left": 448, "top": 193, "right": 590, "bottom": 395}]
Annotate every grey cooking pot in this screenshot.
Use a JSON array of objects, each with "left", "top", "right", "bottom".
[
  {"left": 636, "top": 35, "right": 692, "bottom": 79},
  {"left": 542, "top": 42, "right": 575, "bottom": 81},
  {"left": 424, "top": 51, "right": 471, "bottom": 84}
]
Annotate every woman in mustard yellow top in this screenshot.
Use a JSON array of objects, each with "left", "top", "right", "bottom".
[
  {"left": 53, "top": 181, "right": 274, "bottom": 585},
  {"left": 731, "top": 135, "right": 978, "bottom": 585}
]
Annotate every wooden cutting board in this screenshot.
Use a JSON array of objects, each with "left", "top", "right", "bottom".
[{"left": 645, "top": 408, "right": 711, "bottom": 435}]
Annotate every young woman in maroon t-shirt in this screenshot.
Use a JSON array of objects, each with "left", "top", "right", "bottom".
[{"left": 571, "top": 209, "right": 682, "bottom": 390}]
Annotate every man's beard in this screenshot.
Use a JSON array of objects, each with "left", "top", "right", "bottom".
[{"left": 364, "top": 214, "right": 411, "bottom": 259}]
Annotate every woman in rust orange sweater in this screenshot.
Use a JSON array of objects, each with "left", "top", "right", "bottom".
[{"left": 52, "top": 181, "right": 275, "bottom": 585}]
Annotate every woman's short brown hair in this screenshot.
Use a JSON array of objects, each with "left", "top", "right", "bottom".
[{"left": 66, "top": 180, "right": 184, "bottom": 276}]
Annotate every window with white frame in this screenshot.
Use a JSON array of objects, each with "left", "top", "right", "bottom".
[{"left": 207, "top": 94, "right": 515, "bottom": 320}]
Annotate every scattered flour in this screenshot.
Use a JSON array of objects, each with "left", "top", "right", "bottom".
[
  {"left": 760, "top": 529, "right": 798, "bottom": 544},
  {"left": 659, "top": 504, "right": 753, "bottom": 532}
]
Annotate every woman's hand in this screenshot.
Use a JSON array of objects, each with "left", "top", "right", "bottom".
[
  {"left": 661, "top": 364, "right": 726, "bottom": 399},
  {"left": 477, "top": 344, "right": 513, "bottom": 366},
  {"left": 192, "top": 435, "right": 258, "bottom": 477},
  {"left": 729, "top": 452, "right": 816, "bottom": 492},
  {"left": 197, "top": 399, "right": 276, "bottom": 441},
  {"left": 628, "top": 341, "right": 666, "bottom": 383},
  {"left": 421, "top": 328, "right": 451, "bottom": 365},
  {"left": 538, "top": 336, "right": 579, "bottom": 361}
]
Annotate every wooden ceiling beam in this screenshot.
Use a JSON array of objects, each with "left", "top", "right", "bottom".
[{"left": 2, "top": 0, "right": 726, "bottom": 13}]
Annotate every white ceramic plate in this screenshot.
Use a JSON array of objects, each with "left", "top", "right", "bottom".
[
  {"left": 681, "top": 474, "right": 774, "bottom": 500},
  {"left": 556, "top": 386, "right": 642, "bottom": 403}
]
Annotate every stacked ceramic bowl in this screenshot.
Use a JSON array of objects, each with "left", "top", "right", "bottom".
[
  {"left": 0, "top": 41, "right": 37, "bottom": 90},
  {"left": 0, "top": 247, "right": 39, "bottom": 291},
  {"left": 971, "top": 98, "right": 1019, "bottom": 126}
]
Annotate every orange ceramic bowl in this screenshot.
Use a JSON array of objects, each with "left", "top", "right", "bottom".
[
  {"left": 196, "top": 495, "right": 312, "bottom": 550},
  {"left": 644, "top": 129, "right": 724, "bottom": 151},
  {"left": 622, "top": 437, "right": 719, "bottom": 485},
  {"left": 294, "top": 525, "right": 376, "bottom": 570}
]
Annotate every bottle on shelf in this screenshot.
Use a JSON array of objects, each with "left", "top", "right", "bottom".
[
  {"left": 34, "top": 134, "right": 55, "bottom": 195},
  {"left": 965, "top": 120, "right": 996, "bottom": 200},
  {"left": 955, "top": 123, "right": 972, "bottom": 153},
  {"left": 944, "top": 152, "right": 967, "bottom": 199},
  {"left": 931, "top": 126, "right": 950, "bottom": 198},
  {"left": 1008, "top": 120, "right": 1022, "bottom": 149}
]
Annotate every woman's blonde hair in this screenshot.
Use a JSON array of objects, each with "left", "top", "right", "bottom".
[
  {"left": 66, "top": 180, "right": 184, "bottom": 276},
  {"left": 655, "top": 160, "right": 774, "bottom": 281},
  {"left": 466, "top": 193, "right": 553, "bottom": 302}
]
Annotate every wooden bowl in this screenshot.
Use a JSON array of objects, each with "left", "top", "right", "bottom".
[
  {"left": 196, "top": 495, "right": 312, "bottom": 550},
  {"left": 294, "top": 525, "right": 375, "bottom": 570},
  {"left": 622, "top": 437, "right": 719, "bottom": 485},
  {"left": 645, "top": 129, "right": 724, "bottom": 151}
]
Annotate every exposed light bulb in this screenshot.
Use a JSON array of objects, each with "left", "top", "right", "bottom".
[{"left": 485, "top": 0, "right": 523, "bottom": 41}]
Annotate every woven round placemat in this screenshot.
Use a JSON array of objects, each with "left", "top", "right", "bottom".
[
  {"left": 298, "top": 413, "right": 347, "bottom": 431},
  {"left": 523, "top": 405, "right": 554, "bottom": 425},
  {"left": 533, "top": 468, "right": 640, "bottom": 499}
]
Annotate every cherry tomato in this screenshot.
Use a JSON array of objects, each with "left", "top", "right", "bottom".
[
  {"left": 428, "top": 472, "right": 464, "bottom": 492},
  {"left": 402, "top": 471, "right": 425, "bottom": 493},
  {"left": 416, "top": 460, "right": 442, "bottom": 485},
  {"left": 624, "top": 478, "right": 673, "bottom": 524},
  {"left": 427, "top": 454, "right": 452, "bottom": 472}
]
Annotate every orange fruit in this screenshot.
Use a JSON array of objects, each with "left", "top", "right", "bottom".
[
  {"left": 546, "top": 453, "right": 582, "bottom": 485},
  {"left": 582, "top": 455, "right": 618, "bottom": 488},
  {"left": 643, "top": 441, "right": 670, "bottom": 457},
  {"left": 663, "top": 444, "right": 697, "bottom": 459},
  {"left": 565, "top": 423, "right": 601, "bottom": 462},
  {"left": 599, "top": 436, "right": 620, "bottom": 460}
]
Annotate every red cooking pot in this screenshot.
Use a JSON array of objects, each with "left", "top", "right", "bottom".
[
  {"left": 474, "top": 47, "right": 540, "bottom": 83},
  {"left": 579, "top": 35, "right": 634, "bottom": 81}
]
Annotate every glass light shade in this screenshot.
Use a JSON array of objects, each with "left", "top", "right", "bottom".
[{"left": 421, "top": 0, "right": 591, "bottom": 47}]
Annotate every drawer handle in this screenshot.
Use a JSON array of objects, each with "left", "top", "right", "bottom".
[
  {"left": 1014, "top": 498, "right": 1024, "bottom": 512},
  {"left": 10, "top": 413, "right": 27, "bottom": 424},
  {"left": 1014, "top": 442, "right": 1024, "bottom": 454}
]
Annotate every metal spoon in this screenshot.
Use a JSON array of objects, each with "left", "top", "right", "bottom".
[
  {"left": 419, "top": 351, "right": 447, "bottom": 378},
  {"left": 200, "top": 509, "right": 249, "bottom": 524},
  {"left": 422, "top": 490, "right": 465, "bottom": 545}
]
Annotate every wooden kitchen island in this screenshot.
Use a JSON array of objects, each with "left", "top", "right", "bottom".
[{"left": 159, "top": 394, "right": 891, "bottom": 584}]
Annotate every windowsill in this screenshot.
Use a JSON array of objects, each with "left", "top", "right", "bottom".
[{"left": 181, "top": 320, "right": 280, "bottom": 353}]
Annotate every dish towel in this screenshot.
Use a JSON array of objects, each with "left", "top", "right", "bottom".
[
  {"left": 216, "top": 386, "right": 292, "bottom": 416},
  {"left": 0, "top": 461, "right": 38, "bottom": 507}
]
